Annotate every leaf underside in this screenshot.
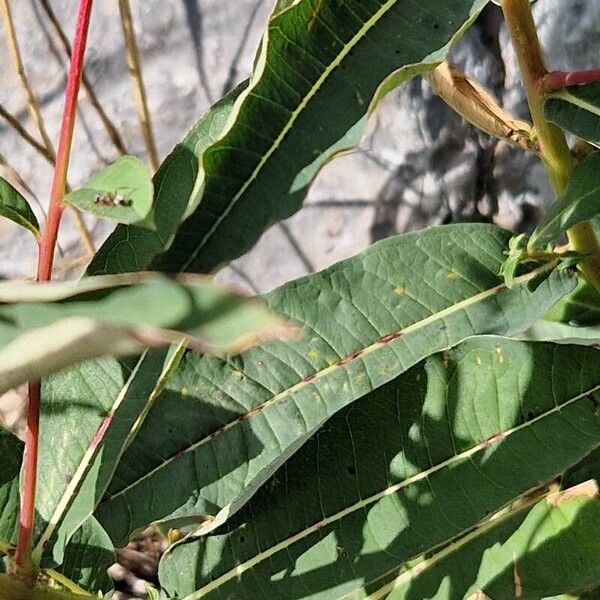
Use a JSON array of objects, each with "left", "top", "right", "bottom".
[
  {"left": 157, "top": 338, "right": 600, "bottom": 600},
  {"left": 545, "top": 83, "right": 600, "bottom": 147},
  {"left": 92, "top": 224, "right": 574, "bottom": 548}
]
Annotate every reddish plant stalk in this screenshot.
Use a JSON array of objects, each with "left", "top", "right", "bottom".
[
  {"left": 541, "top": 68, "right": 600, "bottom": 92},
  {"left": 14, "top": 0, "right": 95, "bottom": 579}
]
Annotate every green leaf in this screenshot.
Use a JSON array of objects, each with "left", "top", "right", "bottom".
[
  {"left": 89, "top": 0, "right": 487, "bottom": 276},
  {"left": 518, "top": 320, "right": 600, "bottom": 345},
  {"left": 385, "top": 482, "right": 600, "bottom": 600},
  {"left": 93, "top": 224, "right": 575, "bottom": 547},
  {"left": 530, "top": 152, "right": 600, "bottom": 248},
  {"left": 543, "top": 278, "right": 600, "bottom": 326},
  {"left": 87, "top": 84, "right": 246, "bottom": 275},
  {"left": 0, "top": 429, "right": 23, "bottom": 549},
  {"left": 64, "top": 156, "right": 154, "bottom": 228},
  {"left": 0, "top": 272, "right": 288, "bottom": 396},
  {"left": 156, "top": 338, "right": 600, "bottom": 599},
  {"left": 545, "top": 83, "right": 600, "bottom": 147},
  {"left": 0, "top": 176, "right": 40, "bottom": 239},
  {"left": 52, "top": 517, "right": 116, "bottom": 595},
  {"left": 32, "top": 346, "right": 184, "bottom": 573}
]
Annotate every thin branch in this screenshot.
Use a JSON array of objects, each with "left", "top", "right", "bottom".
[
  {"left": 0, "top": 152, "right": 69, "bottom": 258},
  {"left": 0, "top": 103, "right": 54, "bottom": 163},
  {"left": 0, "top": 0, "right": 55, "bottom": 159},
  {"left": 541, "top": 69, "right": 600, "bottom": 93},
  {"left": 39, "top": 0, "right": 128, "bottom": 155},
  {"left": 117, "top": 0, "right": 159, "bottom": 172},
  {"left": 1, "top": 0, "right": 95, "bottom": 255}
]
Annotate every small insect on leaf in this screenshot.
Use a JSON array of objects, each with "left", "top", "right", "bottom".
[
  {"left": 93, "top": 193, "right": 133, "bottom": 207},
  {"left": 65, "top": 155, "right": 154, "bottom": 228}
]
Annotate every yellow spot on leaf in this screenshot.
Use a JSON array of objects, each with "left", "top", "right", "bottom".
[
  {"left": 496, "top": 347, "right": 504, "bottom": 364},
  {"left": 394, "top": 286, "right": 405, "bottom": 297},
  {"left": 308, "top": 349, "right": 320, "bottom": 361},
  {"left": 180, "top": 387, "right": 188, "bottom": 397},
  {"left": 446, "top": 270, "right": 460, "bottom": 280},
  {"left": 476, "top": 356, "right": 482, "bottom": 366}
]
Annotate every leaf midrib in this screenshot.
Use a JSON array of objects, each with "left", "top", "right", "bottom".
[
  {"left": 100, "top": 264, "right": 555, "bottom": 508},
  {"left": 180, "top": 0, "right": 399, "bottom": 271},
  {"left": 550, "top": 88, "right": 600, "bottom": 120},
  {"left": 181, "top": 377, "right": 600, "bottom": 599}
]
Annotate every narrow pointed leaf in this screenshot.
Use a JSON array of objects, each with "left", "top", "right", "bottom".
[
  {"left": 94, "top": 224, "right": 575, "bottom": 546},
  {"left": 64, "top": 156, "right": 154, "bottom": 228},
  {"left": 545, "top": 83, "right": 600, "bottom": 146},
  {"left": 0, "top": 272, "right": 288, "bottom": 395},
  {"left": 89, "top": 0, "right": 487, "bottom": 275},
  {"left": 32, "top": 346, "right": 185, "bottom": 570},
  {"left": 157, "top": 338, "right": 600, "bottom": 599},
  {"left": 530, "top": 152, "right": 600, "bottom": 248},
  {"left": 0, "top": 175, "right": 40, "bottom": 239},
  {"left": 385, "top": 482, "right": 600, "bottom": 600}
]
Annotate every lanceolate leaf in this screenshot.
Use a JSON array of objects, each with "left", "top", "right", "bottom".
[
  {"left": 529, "top": 152, "right": 600, "bottom": 248},
  {"left": 0, "top": 428, "right": 23, "bottom": 548},
  {"left": 64, "top": 155, "right": 153, "bottom": 227},
  {"left": 89, "top": 0, "right": 488, "bottom": 276},
  {"left": 157, "top": 339, "right": 600, "bottom": 599},
  {"left": 0, "top": 175, "right": 40, "bottom": 239},
  {"left": 0, "top": 272, "right": 288, "bottom": 395},
  {"left": 32, "top": 346, "right": 185, "bottom": 570},
  {"left": 93, "top": 224, "right": 575, "bottom": 546},
  {"left": 545, "top": 83, "right": 600, "bottom": 147},
  {"left": 385, "top": 482, "right": 600, "bottom": 600}
]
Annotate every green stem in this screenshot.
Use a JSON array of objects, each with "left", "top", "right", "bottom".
[{"left": 501, "top": 0, "right": 600, "bottom": 290}]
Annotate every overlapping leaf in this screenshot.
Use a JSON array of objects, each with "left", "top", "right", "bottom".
[
  {"left": 89, "top": 0, "right": 488, "bottom": 276},
  {"left": 32, "top": 347, "right": 185, "bottom": 571},
  {"left": 87, "top": 84, "right": 246, "bottom": 275},
  {"left": 545, "top": 82, "right": 600, "bottom": 147},
  {"left": 93, "top": 224, "right": 575, "bottom": 547},
  {"left": 0, "top": 272, "right": 288, "bottom": 395},
  {"left": 157, "top": 339, "right": 600, "bottom": 600},
  {"left": 530, "top": 152, "right": 600, "bottom": 248},
  {"left": 385, "top": 482, "right": 600, "bottom": 600}
]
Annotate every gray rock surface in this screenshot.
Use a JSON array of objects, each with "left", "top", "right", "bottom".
[{"left": 0, "top": 1, "right": 596, "bottom": 292}]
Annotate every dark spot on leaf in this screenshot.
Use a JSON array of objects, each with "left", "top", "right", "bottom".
[
  {"left": 525, "top": 409, "right": 536, "bottom": 421},
  {"left": 433, "top": 23, "right": 440, "bottom": 30},
  {"left": 239, "top": 535, "right": 246, "bottom": 544},
  {"left": 347, "top": 465, "right": 356, "bottom": 476}
]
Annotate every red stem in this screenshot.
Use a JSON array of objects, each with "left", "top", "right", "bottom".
[
  {"left": 541, "top": 69, "right": 600, "bottom": 92},
  {"left": 14, "top": 0, "right": 95, "bottom": 579}
]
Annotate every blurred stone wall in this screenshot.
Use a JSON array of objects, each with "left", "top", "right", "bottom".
[{"left": 0, "top": 0, "right": 597, "bottom": 292}]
